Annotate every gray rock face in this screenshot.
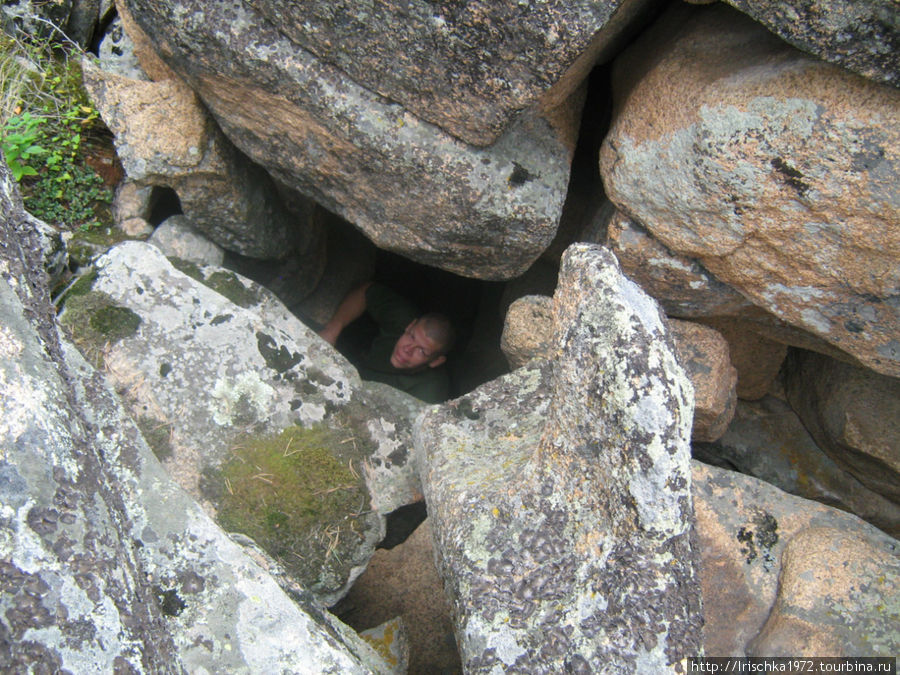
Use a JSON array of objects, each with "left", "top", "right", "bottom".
[
  {"left": 694, "top": 397, "right": 900, "bottom": 538},
  {"left": 693, "top": 461, "right": 899, "bottom": 657},
  {"left": 784, "top": 350, "right": 900, "bottom": 507},
  {"left": 417, "top": 244, "right": 701, "bottom": 672},
  {"left": 600, "top": 3, "right": 900, "bottom": 378},
  {"left": 60, "top": 241, "right": 424, "bottom": 605},
  {"left": 244, "top": 0, "right": 656, "bottom": 147},
  {"left": 98, "top": 13, "right": 150, "bottom": 80},
  {"left": 82, "top": 58, "right": 320, "bottom": 263},
  {"left": 500, "top": 293, "right": 737, "bottom": 443},
  {"left": 0, "top": 160, "right": 390, "bottom": 673},
  {"left": 148, "top": 214, "right": 224, "bottom": 266},
  {"left": 119, "top": 0, "right": 573, "bottom": 280},
  {"left": 722, "top": 0, "right": 899, "bottom": 88}
]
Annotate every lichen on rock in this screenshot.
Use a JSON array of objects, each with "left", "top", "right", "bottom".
[{"left": 418, "top": 244, "right": 702, "bottom": 672}]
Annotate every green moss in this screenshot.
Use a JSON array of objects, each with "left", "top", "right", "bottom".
[
  {"left": 65, "top": 269, "right": 98, "bottom": 298},
  {"left": 136, "top": 415, "right": 174, "bottom": 461},
  {"left": 60, "top": 290, "right": 141, "bottom": 367},
  {"left": 169, "top": 257, "right": 202, "bottom": 280},
  {"left": 169, "top": 258, "right": 259, "bottom": 308},
  {"left": 71, "top": 225, "right": 129, "bottom": 247},
  {"left": 205, "top": 270, "right": 259, "bottom": 308},
  {"left": 67, "top": 227, "right": 130, "bottom": 266},
  {"left": 89, "top": 305, "right": 141, "bottom": 340},
  {"left": 211, "top": 425, "right": 370, "bottom": 585}
]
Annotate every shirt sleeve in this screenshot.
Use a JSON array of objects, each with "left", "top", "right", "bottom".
[{"left": 365, "top": 283, "right": 418, "bottom": 336}]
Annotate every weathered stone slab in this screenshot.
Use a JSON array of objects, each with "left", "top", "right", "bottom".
[
  {"left": 600, "top": 3, "right": 900, "bottom": 378},
  {"left": 694, "top": 396, "right": 900, "bottom": 538},
  {"left": 244, "top": 0, "right": 657, "bottom": 147},
  {"left": 119, "top": 0, "right": 575, "bottom": 279},
  {"left": 0, "top": 160, "right": 391, "bottom": 673},
  {"left": 784, "top": 350, "right": 900, "bottom": 506},
  {"left": 418, "top": 244, "right": 701, "bottom": 671},
  {"left": 693, "top": 461, "right": 899, "bottom": 657},
  {"left": 722, "top": 0, "right": 899, "bottom": 88},
  {"left": 59, "top": 241, "right": 424, "bottom": 605},
  {"left": 605, "top": 208, "right": 752, "bottom": 318}
]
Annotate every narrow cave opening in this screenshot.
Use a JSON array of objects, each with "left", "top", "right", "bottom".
[
  {"left": 289, "top": 62, "right": 618, "bottom": 404},
  {"left": 147, "top": 186, "right": 183, "bottom": 226},
  {"left": 337, "top": 247, "right": 509, "bottom": 401}
]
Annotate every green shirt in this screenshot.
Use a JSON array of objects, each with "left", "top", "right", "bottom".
[{"left": 358, "top": 284, "right": 450, "bottom": 404}]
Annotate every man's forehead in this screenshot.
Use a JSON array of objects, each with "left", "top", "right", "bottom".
[{"left": 411, "top": 320, "right": 439, "bottom": 349}]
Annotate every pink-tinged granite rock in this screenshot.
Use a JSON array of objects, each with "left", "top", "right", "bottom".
[{"left": 601, "top": 3, "right": 900, "bottom": 378}]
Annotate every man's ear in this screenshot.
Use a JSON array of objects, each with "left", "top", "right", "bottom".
[{"left": 428, "top": 355, "right": 446, "bottom": 368}]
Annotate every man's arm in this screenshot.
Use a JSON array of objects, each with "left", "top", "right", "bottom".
[{"left": 318, "top": 281, "right": 373, "bottom": 345}]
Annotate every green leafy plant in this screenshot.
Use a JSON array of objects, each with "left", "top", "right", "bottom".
[
  {"left": 24, "top": 99, "right": 112, "bottom": 230},
  {"left": 1, "top": 111, "right": 45, "bottom": 180},
  {"left": 1, "top": 30, "right": 114, "bottom": 230}
]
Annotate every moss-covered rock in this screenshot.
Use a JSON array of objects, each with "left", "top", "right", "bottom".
[
  {"left": 60, "top": 289, "right": 142, "bottom": 366},
  {"left": 64, "top": 268, "right": 98, "bottom": 299},
  {"left": 205, "top": 424, "right": 374, "bottom": 601},
  {"left": 170, "top": 257, "right": 260, "bottom": 308},
  {"left": 68, "top": 226, "right": 131, "bottom": 267}
]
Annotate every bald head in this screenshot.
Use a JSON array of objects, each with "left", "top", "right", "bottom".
[{"left": 418, "top": 313, "right": 455, "bottom": 356}]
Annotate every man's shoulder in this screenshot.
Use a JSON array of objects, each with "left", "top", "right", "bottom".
[
  {"left": 400, "top": 366, "right": 450, "bottom": 404},
  {"left": 360, "top": 359, "right": 450, "bottom": 404}
]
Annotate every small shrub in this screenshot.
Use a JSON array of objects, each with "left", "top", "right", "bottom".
[
  {"left": 0, "top": 30, "right": 114, "bottom": 230},
  {"left": 1, "top": 111, "right": 45, "bottom": 180}
]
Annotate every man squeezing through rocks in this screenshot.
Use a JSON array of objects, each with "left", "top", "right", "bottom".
[{"left": 318, "top": 282, "right": 455, "bottom": 404}]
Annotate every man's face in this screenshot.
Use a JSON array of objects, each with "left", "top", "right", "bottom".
[{"left": 391, "top": 320, "right": 446, "bottom": 371}]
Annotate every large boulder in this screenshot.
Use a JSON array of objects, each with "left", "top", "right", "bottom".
[
  {"left": 0, "top": 160, "right": 391, "bottom": 672},
  {"left": 600, "top": 3, "right": 900, "bottom": 378},
  {"left": 501, "top": 293, "right": 738, "bottom": 442},
  {"left": 241, "top": 0, "right": 656, "bottom": 147},
  {"left": 604, "top": 207, "right": 752, "bottom": 318},
  {"left": 59, "top": 241, "right": 425, "bottom": 605},
  {"left": 118, "top": 0, "right": 589, "bottom": 280},
  {"left": 693, "top": 461, "right": 899, "bottom": 656},
  {"left": 722, "top": 0, "right": 899, "bottom": 88},
  {"left": 148, "top": 214, "right": 224, "bottom": 266},
  {"left": 783, "top": 350, "right": 900, "bottom": 507},
  {"left": 418, "top": 245, "right": 702, "bottom": 671},
  {"left": 82, "top": 58, "right": 321, "bottom": 265},
  {"left": 694, "top": 397, "right": 900, "bottom": 537}
]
